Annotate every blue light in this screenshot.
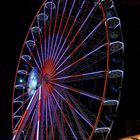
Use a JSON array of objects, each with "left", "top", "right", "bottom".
[{"left": 27, "top": 68, "right": 38, "bottom": 96}]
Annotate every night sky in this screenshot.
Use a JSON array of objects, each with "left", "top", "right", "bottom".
[{"left": 0, "top": 0, "right": 140, "bottom": 139}]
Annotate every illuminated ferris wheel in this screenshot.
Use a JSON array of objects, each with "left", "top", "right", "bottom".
[{"left": 12, "top": 0, "right": 124, "bottom": 139}]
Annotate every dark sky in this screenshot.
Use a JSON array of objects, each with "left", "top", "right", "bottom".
[
  {"left": 115, "top": 0, "right": 140, "bottom": 120},
  {"left": 0, "top": 0, "right": 140, "bottom": 139},
  {"left": 111, "top": 0, "right": 140, "bottom": 138}
]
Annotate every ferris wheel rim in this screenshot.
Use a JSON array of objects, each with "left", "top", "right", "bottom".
[{"left": 12, "top": 0, "right": 124, "bottom": 139}]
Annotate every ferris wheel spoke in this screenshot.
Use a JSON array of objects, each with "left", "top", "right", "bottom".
[
  {"left": 51, "top": 85, "right": 93, "bottom": 127},
  {"left": 54, "top": 20, "right": 105, "bottom": 74},
  {"left": 49, "top": 0, "right": 61, "bottom": 61},
  {"left": 51, "top": 70, "right": 106, "bottom": 82},
  {"left": 38, "top": 31, "right": 45, "bottom": 65},
  {"left": 24, "top": 107, "right": 37, "bottom": 139},
  {"left": 63, "top": 95, "right": 89, "bottom": 139},
  {"left": 52, "top": 43, "right": 107, "bottom": 78},
  {"left": 31, "top": 30, "right": 44, "bottom": 68},
  {"left": 53, "top": 0, "right": 67, "bottom": 59},
  {"left": 48, "top": 95, "right": 66, "bottom": 140},
  {"left": 51, "top": 0, "right": 68, "bottom": 61},
  {"left": 14, "top": 92, "right": 28, "bottom": 101},
  {"left": 39, "top": 89, "right": 45, "bottom": 140},
  {"left": 26, "top": 45, "right": 42, "bottom": 72},
  {"left": 65, "top": 35, "right": 107, "bottom": 75},
  {"left": 66, "top": 91, "right": 108, "bottom": 127},
  {"left": 53, "top": 3, "right": 99, "bottom": 68},
  {"left": 48, "top": 95, "right": 55, "bottom": 140},
  {"left": 66, "top": 92, "right": 96, "bottom": 122},
  {"left": 52, "top": 0, "right": 76, "bottom": 61},
  {"left": 37, "top": 14, "right": 47, "bottom": 65},
  {"left": 22, "top": 58, "right": 34, "bottom": 69},
  {"left": 51, "top": 82, "right": 102, "bottom": 101},
  {"left": 51, "top": 91, "right": 78, "bottom": 140},
  {"left": 75, "top": 56, "right": 107, "bottom": 76},
  {"left": 13, "top": 90, "right": 39, "bottom": 140},
  {"left": 35, "top": 45, "right": 44, "bottom": 69},
  {"left": 43, "top": 7, "right": 47, "bottom": 62},
  {"left": 44, "top": 23, "right": 48, "bottom": 63},
  {"left": 13, "top": 119, "right": 21, "bottom": 132},
  {"left": 52, "top": 0, "right": 86, "bottom": 64},
  {"left": 72, "top": 109, "right": 88, "bottom": 139},
  {"left": 45, "top": 95, "right": 49, "bottom": 140},
  {"left": 13, "top": 98, "right": 30, "bottom": 116},
  {"left": 36, "top": 86, "right": 42, "bottom": 140},
  {"left": 65, "top": 58, "right": 92, "bottom": 77},
  {"left": 71, "top": 109, "right": 90, "bottom": 138},
  {"left": 53, "top": 0, "right": 96, "bottom": 64},
  {"left": 64, "top": 102, "right": 82, "bottom": 138},
  {"left": 47, "top": 0, "right": 53, "bottom": 60},
  {"left": 67, "top": 37, "right": 107, "bottom": 75},
  {"left": 64, "top": 99, "right": 89, "bottom": 139},
  {"left": 30, "top": 106, "right": 38, "bottom": 140},
  {"left": 36, "top": 16, "right": 45, "bottom": 65}
]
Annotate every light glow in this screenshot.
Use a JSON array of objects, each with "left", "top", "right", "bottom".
[{"left": 27, "top": 68, "right": 38, "bottom": 96}]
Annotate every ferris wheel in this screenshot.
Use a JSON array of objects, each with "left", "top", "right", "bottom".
[{"left": 12, "top": 0, "right": 124, "bottom": 139}]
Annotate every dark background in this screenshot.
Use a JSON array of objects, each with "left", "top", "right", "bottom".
[{"left": 0, "top": 0, "right": 140, "bottom": 139}]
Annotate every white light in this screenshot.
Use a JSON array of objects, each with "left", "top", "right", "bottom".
[{"left": 19, "top": 79, "right": 23, "bottom": 83}]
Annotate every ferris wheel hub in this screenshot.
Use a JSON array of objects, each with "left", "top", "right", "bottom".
[{"left": 45, "top": 73, "right": 50, "bottom": 83}]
